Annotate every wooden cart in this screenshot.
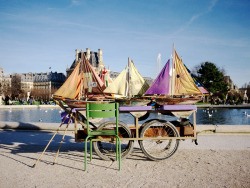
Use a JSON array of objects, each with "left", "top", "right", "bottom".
[
  {"left": 33, "top": 102, "right": 198, "bottom": 167},
  {"left": 71, "top": 104, "right": 197, "bottom": 161}
]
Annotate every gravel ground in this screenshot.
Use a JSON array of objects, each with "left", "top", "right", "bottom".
[{"left": 0, "top": 130, "right": 249, "bottom": 188}]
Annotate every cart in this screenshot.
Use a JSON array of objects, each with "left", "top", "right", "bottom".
[
  {"left": 70, "top": 103, "right": 197, "bottom": 161},
  {"left": 33, "top": 101, "right": 198, "bottom": 167}
]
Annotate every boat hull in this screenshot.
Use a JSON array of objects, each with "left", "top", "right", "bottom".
[
  {"left": 115, "top": 98, "right": 151, "bottom": 107},
  {"left": 155, "top": 96, "right": 201, "bottom": 105},
  {"left": 65, "top": 99, "right": 114, "bottom": 108}
]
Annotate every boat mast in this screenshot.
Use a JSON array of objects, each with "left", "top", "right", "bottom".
[
  {"left": 81, "top": 53, "right": 87, "bottom": 100},
  {"left": 77, "top": 58, "right": 83, "bottom": 100},
  {"left": 170, "top": 43, "right": 175, "bottom": 96},
  {"left": 127, "top": 57, "right": 131, "bottom": 99},
  {"left": 80, "top": 59, "right": 84, "bottom": 100}
]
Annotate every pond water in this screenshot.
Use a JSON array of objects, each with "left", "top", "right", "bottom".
[{"left": 0, "top": 107, "right": 250, "bottom": 125}]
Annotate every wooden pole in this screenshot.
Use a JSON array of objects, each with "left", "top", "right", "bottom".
[
  {"left": 53, "top": 114, "right": 72, "bottom": 164},
  {"left": 32, "top": 112, "right": 71, "bottom": 168},
  {"left": 135, "top": 117, "right": 139, "bottom": 139},
  {"left": 193, "top": 110, "right": 197, "bottom": 139}
]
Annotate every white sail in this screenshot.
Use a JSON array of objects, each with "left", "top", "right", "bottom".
[
  {"left": 130, "top": 61, "right": 149, "bottom": 96},
  {"left": 104, "top": 66, "right": 128, "bottom": 96},
  {"left": 104, "top": 59, "right": 149, "bottom": 98}
]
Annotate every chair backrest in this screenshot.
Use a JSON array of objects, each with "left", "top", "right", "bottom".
[
  {"left": 86, "top": 103, "right": 119, "bottom": 118},
  {"left": 86, "top": 103, "right": 119, "bottom": 134}
]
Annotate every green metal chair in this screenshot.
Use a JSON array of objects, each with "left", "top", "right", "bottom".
[{"left": 85, "top": 102, "right": 121, "bottom": 171}]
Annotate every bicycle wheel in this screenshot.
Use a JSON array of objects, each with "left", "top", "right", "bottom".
[
  {"left": 93, "top": 121, "right": 134, "bottom": 161},
  {"left": 139, "top": 120, "right": 180, "bottom": 161}
]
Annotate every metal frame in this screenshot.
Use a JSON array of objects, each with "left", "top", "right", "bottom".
[{"left": 73, "top": 108, "right": 197, "bottom": 141}]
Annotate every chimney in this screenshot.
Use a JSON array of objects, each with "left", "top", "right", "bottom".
[
  {"left": 98, "top": 49, "right": 104, "bottom": 72},
  {"left": 81, "top": 49, "right": 84, "bottom": 60},
  {"left": 98, "top": 49, "right": 103, "bottom": 63},
  {"left": 75, "top": 49, "right": 79, "bottom": 61},
  {"left": 86, "top": 48, "right": 90, "bottom": 60}
]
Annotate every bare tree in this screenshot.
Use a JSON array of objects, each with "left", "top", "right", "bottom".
[{"left": 10, "top": 74, "right": 23, "bottom": 99}]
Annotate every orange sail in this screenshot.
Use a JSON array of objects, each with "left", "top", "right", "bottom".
[{"left": 53, "top": 53, "right": 105, "bottom": 100}]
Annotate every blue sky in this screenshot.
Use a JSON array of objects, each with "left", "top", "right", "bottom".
[{"left": 0, "top": 0, "right": 249, "bottom": 87}]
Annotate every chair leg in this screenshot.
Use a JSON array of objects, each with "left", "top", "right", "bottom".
[
  {"left": 85, "top": 136, "right": 90, "bottom": 171},
  {"left": 90, "top": 139, "right": 92, "bottom": 162},
  {"left": 115, "top": 136, "right": 121, "bottom": 171},
  {"left": 118, "top": 138, "right": 121, "bottom": 171},
  {"left": 116, "top": 137, "right": 119, "bottom": 161}
]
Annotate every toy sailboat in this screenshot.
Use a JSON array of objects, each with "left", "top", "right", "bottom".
[
  {"left": 144, "top": 45, "right": 202, "bottom": 105},
  {"left": 53, "top": 52, "right": 113, "bottom": 108},
  {"left": 104, "top": 58, "right": 150, "bottom": 106}
]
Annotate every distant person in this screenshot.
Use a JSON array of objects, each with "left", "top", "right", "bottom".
[
  {"left": 29, "top": 96, "right": 33, "bottom": 105},
  {"left": 5, "top": 95, "right": 10, "bottom": 105}
]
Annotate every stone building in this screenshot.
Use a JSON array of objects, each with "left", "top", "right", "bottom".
[
  {"left": 224, "top": 76, "right": 238, "bottom": 92},
  {"left": 18, "top": 72, "right": 66, "bottom": 94},
  {"left": 109, "top": 71, "right": 120, "bottom": 79},
  {"left": 33, "top": 72, "right": 65, "bottom": 90},
  {"left": 1, "top": 67, "right": 65, "bottom": 101},
  {"left": 0, "top": 67, "right": 11, "bottom": 94},
  {"left": 66, "top": 48, "right": 105, "bottom": 77},
  {"left": 143, "top": 77, "right": 154, "bottom": 86},
  {"left": 21, "top": 73, "right": 34, "bottom": 92}
]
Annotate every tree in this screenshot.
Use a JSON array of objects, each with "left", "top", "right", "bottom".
[
  {"left": 11, "top": 74, "right": 23, "bottom": 99},
  {"left": 194, "top": 62, "right": 229, "bottom": 94}
]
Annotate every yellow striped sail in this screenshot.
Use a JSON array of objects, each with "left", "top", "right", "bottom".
[{"left": 174, "top": 51, "right": 201, "bottom": 95}]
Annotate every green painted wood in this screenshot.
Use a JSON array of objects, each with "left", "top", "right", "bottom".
[
  {"left": 88, "top": 103, "right": 116, "bottom": 110},
  {"left": 89, "top": 110, "right": 116, "bottom": 118},
  {"left": 89, "top": 130, "right": 116, "bottom": 136}
]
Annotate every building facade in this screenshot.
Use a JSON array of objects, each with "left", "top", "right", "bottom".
[
  {"left": 224, "top": 76, "right": 238, "bottom": 92},
  {"left": 21, "top": 73, "right": 34, "bottom": 92},
  {"left": 0, "top": 67, "right": 11, "bottom": 94},
  {"left": 19, "top": 72, "right": 66, "bottom": 93},
  {"left": 0, "top": 68, "right": 66, "bottom": 100},
  {"left": 33, "top": 72, "right": 66, "bottom": 97}
]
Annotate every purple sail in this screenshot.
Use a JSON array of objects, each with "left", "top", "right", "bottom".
[{"left": 145, "top": 59, "right": 170, "bottom": 95}]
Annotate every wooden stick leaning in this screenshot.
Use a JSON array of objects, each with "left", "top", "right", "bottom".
[
  {"left": 32, "top": 112, "right": 72, "bottom": 168},
  {"left": 53, "top": 116, "right": 72, "bottom": 165}
]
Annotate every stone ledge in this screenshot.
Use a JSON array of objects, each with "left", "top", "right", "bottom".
[{"left": 1, "top": 121, "right": 250, "bottom": 134}]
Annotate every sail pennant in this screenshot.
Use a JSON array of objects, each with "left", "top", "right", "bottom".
[{"left": 100, "top": 68, "right": 113, "bottom": 87}]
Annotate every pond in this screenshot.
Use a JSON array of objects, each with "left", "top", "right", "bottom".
[{"left": 0, "top": 107, "right": 250, "bottom": 125}]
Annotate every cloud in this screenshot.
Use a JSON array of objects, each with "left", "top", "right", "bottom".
[
  {"left": 188, "top": 0, "right": 217, "bottom": 25},
  {"left": 176, "top": 0, "right": 218, "bottom": 33},
  {"left": 71, "top": 0, "right": 81, "bottom": 6}
]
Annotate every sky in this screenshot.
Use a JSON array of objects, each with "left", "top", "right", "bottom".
[{"left": 0, "top": 0, "right": 249, "bottom": 88}]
